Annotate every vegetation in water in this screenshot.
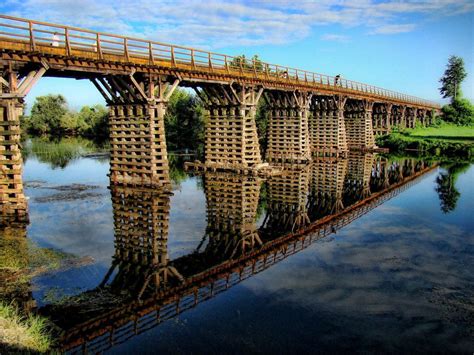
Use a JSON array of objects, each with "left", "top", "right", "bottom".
[
  {"left": 0, "top": 302, "right": 54, "bottom": 353},
  {"left": 0, "top": 232, "right": 72, "bottom": 274},
  {"left": 22, "top": 137, "right": 108, "bottom": 169}
]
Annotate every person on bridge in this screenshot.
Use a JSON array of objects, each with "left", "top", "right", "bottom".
[
  {"left": 335, "top": 74, "right": 341, "bottom": 86},
  {"left": 51, "top": 32, "right": 59, "bottom": 47}
]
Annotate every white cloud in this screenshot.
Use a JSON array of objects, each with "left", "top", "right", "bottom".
[
  {"left": 2, "top": 0, "right": 473, "bottom": 48},
  {"left": 321, "top": 34, "right": 350, "bottom": 42},
  {"left": 370, "top": 24, "right": 416, "bottom": 35}
]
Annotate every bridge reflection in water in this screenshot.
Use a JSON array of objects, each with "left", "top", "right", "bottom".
[
  {"left": 1, "top": 154, "right": 436, "bottom": 353},
  {"left": 2, "top": 153, "right": 434, "bottom": 353}
]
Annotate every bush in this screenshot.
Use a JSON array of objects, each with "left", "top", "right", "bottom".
[{"left": 442, "top": 98, "right": 474, "bottom": 125}]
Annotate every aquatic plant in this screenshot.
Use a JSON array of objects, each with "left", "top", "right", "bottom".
[{"left": 0, "top": 302, "right": 54, "bottom": 352}]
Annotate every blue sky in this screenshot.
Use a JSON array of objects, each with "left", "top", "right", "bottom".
[{"left": 1, "top": 0, "right": 473, "bottom": 110}]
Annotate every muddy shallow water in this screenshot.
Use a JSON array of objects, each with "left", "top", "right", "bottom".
[{"left": 1, "top": 139, "right": 473, "bottom": 353}]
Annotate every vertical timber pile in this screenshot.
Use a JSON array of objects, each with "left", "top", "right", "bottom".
[
  {"left": 308, "top": 157, "right": 348, "bottom": 218},
  {"left": 405, "top": 107, "right": 417, "bottom": 129},
  {"left": 202, "top": 172, "right": 262, "bottom": 257},
  {"left": 373, "top": 103, "right": 393, "bottom": 136},
  {"left": 104, "top": 185, "right": 182, "bottom": 297},
  {"left": 392, "top": 106, "right": 406, "bottom": 128},
  {"left": 344, "top": 99, "right": 376, "bottom": 150},
  {"left": 309, "top": 95, "right": 348, "bottom": 157},
  {"left": 0, "top": 61, "right": 46, "bottom": 223},
  {"left": 91, "top": 74, "right": 179, "bottom": 186},
  {"left": 195, "top": 84, "right": 263, "bottom": 171},
  {"left": 265, "top": 91, "right": 312, "bottom": 164}
]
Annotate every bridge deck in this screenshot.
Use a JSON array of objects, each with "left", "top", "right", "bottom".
[{"left": 0, "top": 14, "right": 438, "bottom": 109}]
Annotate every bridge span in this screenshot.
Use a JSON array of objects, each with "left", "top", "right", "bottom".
[{"left": 0, "top": 15, "right": 440, "bottom": 221}]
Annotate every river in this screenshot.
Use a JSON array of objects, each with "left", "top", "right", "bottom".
[{"left": 1, "top": 137, "right": 473, "bottom": 353}]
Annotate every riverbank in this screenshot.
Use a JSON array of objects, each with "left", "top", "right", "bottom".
[
  {"left": 376, "top": 123, "right": 474, "bottom": 158},
  {"left": 0, "top": 303, "right": 53, "bottom": 352}
]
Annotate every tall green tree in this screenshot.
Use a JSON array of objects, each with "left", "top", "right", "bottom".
[
  {"left": 28, "top": 94, "right": 69, "bottom": 135},
  {"left": 164, "top": 88, "right": 205, "bottom": 152},
  {"left": 439, "top": 56, "right": 467, "bottom": 102}
]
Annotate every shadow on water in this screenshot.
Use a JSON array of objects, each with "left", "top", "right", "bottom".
[{"left": 1, "top": 139, "right": 473, "bottom": 353}]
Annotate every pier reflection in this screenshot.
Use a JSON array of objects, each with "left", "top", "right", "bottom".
[{"left": 0, "top": 154, "right": 437, "bottom": 353}]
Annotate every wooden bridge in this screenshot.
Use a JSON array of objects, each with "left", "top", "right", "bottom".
[
  {"left": 29, "top": 156, "right": 436, "bottom": 353},
  {"left": 0, "top": 14, "right": 440, "bottom": 221}
]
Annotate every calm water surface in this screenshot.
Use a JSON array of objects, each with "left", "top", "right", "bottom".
[{"left": 1, "top": 139, "right": 473, "bottom": 353}]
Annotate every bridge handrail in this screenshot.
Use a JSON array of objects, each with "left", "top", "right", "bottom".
[{"left": 0, "top": 14, "right": 439, "bottom": 108}]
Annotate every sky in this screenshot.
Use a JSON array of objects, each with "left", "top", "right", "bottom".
[{"left": 1, "top": 0, "right": 473, "bottom": 110}]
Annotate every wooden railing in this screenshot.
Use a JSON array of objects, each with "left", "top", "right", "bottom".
[{"left": 0, "top": 14, "right": 439, "bottom": 108}]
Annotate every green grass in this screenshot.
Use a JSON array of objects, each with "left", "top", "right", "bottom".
[
  {"left": 0, "top": 303, "right": 53, "bottom": 352},
  {"left": 401, "top": 123, "right": 474, "bottom": 141}
]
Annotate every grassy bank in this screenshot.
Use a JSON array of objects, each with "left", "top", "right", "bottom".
[
  {"left": 0, "top": 303, "right": 53, "bottom": 352},
  {"left": 376, "top": 123, "right": 474, "bottom": 158},
  {"left": 404, "top": 123, "right": 474, "bottom": 141}
]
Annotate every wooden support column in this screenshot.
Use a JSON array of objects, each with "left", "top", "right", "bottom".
[
  {"left": 0, "top": 61, "right": 47, "bottom": 223},
  {"left": 344, "top": 99, "right": 376, "bottom": 150},
  {"left": 309, "top": 95, "right": 348, "bottom": 157},
  {"left": 419, "top": 109, "right": 427, "bottom": 126},
  {"left": 385, "top": 103, "right": 393, "bottom": 133},
  {"left": 200, "top": 172, "right": 262, "bottom": 258},
  {"left": 406, "top": 107, "right": 417, "bottom": 129},
  {"left": 400, "top": 106, "right": 407, "bottom": 128},
  {"left": 194, "top": 84, "right": 262, "bottom": 171},
  {"left": 93, "top": 74, "right": 179, "bottom": 187},
  {"left": 265, "top": 90, "right": 312, "bottom": 164}
]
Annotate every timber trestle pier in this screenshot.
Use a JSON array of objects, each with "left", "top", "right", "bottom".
[
  {"left": 0, "top": 15, "right": 440, "bottom": 221},
  {"left": 25, "top": 156, "right": 437, "bottom": 353}
]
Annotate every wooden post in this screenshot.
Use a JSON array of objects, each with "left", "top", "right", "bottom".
[{"left": 28, "top": 21, "right": 35, "bottom": 51}]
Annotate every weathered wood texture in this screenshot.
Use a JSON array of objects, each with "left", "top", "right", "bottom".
[
  {"left": 344, "top": 100, "right": 376, "bottom": 150},
  {"left": 265, "top": 91, "right": 312, "bottom": 163},
  {"left": 198, "top": 85, "right": 262, "bottom": 170},
  {"left": 109, "top": 104, "right": 170, "bottom": 186},
  {"left": 0, "top": 15, "right": 439, "bottom": 109},
  {"left": 310, "top": 95, "right": 348, "bottom": 157},
  {"left": 0, "top": 96, "right": 27, "bottom": 223}
]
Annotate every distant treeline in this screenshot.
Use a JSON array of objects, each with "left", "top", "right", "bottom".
[{"left": 22, "top": 86, "right": 270, "bottom": 154}]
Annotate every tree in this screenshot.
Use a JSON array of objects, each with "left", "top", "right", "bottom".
[
  {"left": 439, "top": 56, "right": 467, "bottom": 102},
  {"left": 164, "top": 88, "right": 205, "bottom": 151},
  {"left": 230, "top": 54, "right": 264, "bottom": 72},
  {"left": 28, "top": 94, "right": 69, "bottom": 135},
  {"left": 76, "top": 105, "right": 109, "bottom": 141}
]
